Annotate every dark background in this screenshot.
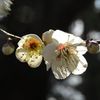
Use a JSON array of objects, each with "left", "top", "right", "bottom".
[{"left": 0, "top": 0, "right": 100, "bottom": 100}]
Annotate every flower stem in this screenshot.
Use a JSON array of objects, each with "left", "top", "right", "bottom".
[{"left": 0, "top": 28, "right": 21, "bottom": 39}]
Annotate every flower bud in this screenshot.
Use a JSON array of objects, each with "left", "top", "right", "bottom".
[
  {"left": 86, "top": 40, "right": 99, "bottom": 54},
  {"left": 2, "top": 42, "right": 15, "bottom": 55}
]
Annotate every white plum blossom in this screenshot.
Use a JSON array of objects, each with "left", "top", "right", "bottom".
[
  {"left": 42, "top": 30, "right": 88, "bottom": 79},
  {"left": 16, "top": 34, "right": 44, "bottom": 68}
]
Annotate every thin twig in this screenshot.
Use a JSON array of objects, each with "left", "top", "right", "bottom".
[{"left": 0, "top": 28, "right": 21, "bottom": 39}]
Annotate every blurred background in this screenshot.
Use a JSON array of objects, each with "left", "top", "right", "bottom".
[{"left": 0, "top": 0, "right": 100, "bottom": 100}]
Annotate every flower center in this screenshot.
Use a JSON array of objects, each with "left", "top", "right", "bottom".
[
  {"left": 23, "top": 37, "right": 43, "bottom": 53},
  {"left": 55, "top": 43, "right": 77, "bottom": 60},
  {"left": 56, "top": 44, "right": 65, "bottom": 51}
]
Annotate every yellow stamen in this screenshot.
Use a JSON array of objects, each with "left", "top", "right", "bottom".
[
  {"left": 23, "top": 37, "right": 43, "bottom": 54},
  {"left": 56, "top": 43, "right": 77, "bottom": 60}
]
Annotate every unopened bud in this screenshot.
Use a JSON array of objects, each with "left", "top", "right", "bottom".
[
  {"left": 2, "top": 42, "right": 15, "bottom": 55},
  {"left": 86, "top": 40, "right": 99, "bottom": 54}
]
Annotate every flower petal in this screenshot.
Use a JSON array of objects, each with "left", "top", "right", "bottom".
[
  {"left": 42, "top": 43, "right": 57, "bottom": 64},
  {"left": 76, "top": 46, "right": 87, "bottom": 55},
  {"left": 52, "top": 30, "right": 73, "bottom": 43},
  {"left": 67, "top": 54, "right": 79, "bottom": 72},
  {"left": 52, "top": 30, "right": 86, "bottom": 46},
  {"left": 70, "top": 36, "right": 85, "bottom": 45},
  {"left": 51, "top": 58, "right": 71, "bottom": 79},
  {"left": 28, "top": 55, "right": 42, "bottom": 68},
  {"left": 17, "top": 37, "right": 26, "bottom": 47},
  {"left": 42, "top": 29, "right": 54, "bottom": 45},
  {"left": 72, "top": 54, "right": 88, "bottom": 75},
  {"left": 15, "top": 47, "right": 27, "bottom": 62}
]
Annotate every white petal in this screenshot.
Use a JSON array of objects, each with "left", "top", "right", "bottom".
[
  {"left": 76, "top": 46, "right": 87, "bottom": 55},
  {"left": 15, "top": 47, "right": 27, "bottom": 62},
  {"left": 52, "top": 58, "right": 71, "bottom": 79},
  {"left": 52, "top": 30, "right": 73, "bottom": 43},
  {"left": 72, "top": 54, "right": 88, "bottom": 75},
  {"left": 70, "top": 36, "right": 85, "bottom": 45},
  {"left": 28, "top": 55, "right": 42, "bottom": 68},
  {"left": 42, "top": 43, "right": 57, "bottom": 63},
  {"left": 42, "top": 29, "right": 54, "bottom": 44},
  {"left": 67, "top": 54, "right": 79, "bottom": 72},
  {"left": 18, "top": 37, "right": 26, "bottom": 47},
  {"left": 52, "top": 30, "right": 86, "bottom": 48}
]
